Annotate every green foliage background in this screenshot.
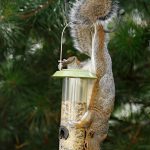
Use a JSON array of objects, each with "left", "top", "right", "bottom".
[{"left": 0, "top": 0, "right": 149, "bottom": 150}]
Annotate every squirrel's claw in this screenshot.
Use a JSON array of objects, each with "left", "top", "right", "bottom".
[
  {"left": 68, "top": 120, "right": 83, "bottom": 129},
  {"left": 58, "top": 59, "right": 68, "bottom": 70},
  {"left": 68, "top": 120, "right": 77, "bottom": 128}
]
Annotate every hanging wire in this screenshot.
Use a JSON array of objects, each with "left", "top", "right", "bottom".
[
  {"left": 57, "top": 0, "right": 71, "bottom": 70},
  {"left": 58, "top": 22, "right": 72, "bottom": 70}
]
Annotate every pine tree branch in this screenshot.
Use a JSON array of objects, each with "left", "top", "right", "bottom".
[
  {"left": 20, "top": 0, "right": 54, "bottom": 19},
  {"left": 127, "top": 125, "right": 141, "bottom": 149},
  {"left": 0, "top": 16, "right": 4, "bottom": 21},
  {"left": 143, "top": 2, "right": 150, "bottom": 16},
  {"left": 111, "top": 116, "right": 130, "bottom": 124},
  {"left": 127, "top": 120, "right": 150, "bottom": 149},
  {"left": 15, "top": 142, "right": 29, "bottom": 149},
  {"left": 128, "top": 98, "right": 150, "bottom": 107},
  {"left": 0, "top": 0, "right": 54, "bottom": 21}
]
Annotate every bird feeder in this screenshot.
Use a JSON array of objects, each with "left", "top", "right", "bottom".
[{"left": 53, "top": 69, "right": 96, "bottom": 150}]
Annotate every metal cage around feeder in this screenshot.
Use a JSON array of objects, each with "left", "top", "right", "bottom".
[{"left": 53, "top": 69, "right": 96, "bottom": 150}]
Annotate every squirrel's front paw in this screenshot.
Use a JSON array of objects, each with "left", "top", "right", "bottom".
[
  {"left": 58, "top": 59, "right": 68, "bottom": 70},
  {"left": 68, "top": 120, "right": 81, "bottom": 128},
  {"left": 68, "top": 120, "right": 76, "bottom": 128}
]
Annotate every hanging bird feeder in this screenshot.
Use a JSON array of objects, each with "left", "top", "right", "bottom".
[
  {"left": 52, "top": 23, "right": 96, "bottom": 150},
  {"left": 53, "top": 68, "right": 96, "bottom": 150},
  {"left": 53, "top": 69, "right": 96, "bottom": 150}
]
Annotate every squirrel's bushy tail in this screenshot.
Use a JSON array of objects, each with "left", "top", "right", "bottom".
[
  {"left": 69, "top": 0, "right": 93, "bottom": 56},
  {"left": 69, "top": 0, "right": 118, "bottom": 56},
  {"left": 70, "top": 23, "right": 93, "bottom": 56}
]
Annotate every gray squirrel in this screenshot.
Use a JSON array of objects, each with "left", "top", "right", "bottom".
[{"left": 61, "top": 0, "right": 119, "bottom": 149}]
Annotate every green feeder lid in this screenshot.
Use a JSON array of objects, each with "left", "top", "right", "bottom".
[{"left": 52, "top": 69, "right": 97, "bottom": 79}]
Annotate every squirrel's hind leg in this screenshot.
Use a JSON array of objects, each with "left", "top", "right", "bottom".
[
  {"left": 69, "top": 110, "right": 94, "bottom": 128},
  {"left": 84, "top": 132, "right": 107, "bottom": 150}
]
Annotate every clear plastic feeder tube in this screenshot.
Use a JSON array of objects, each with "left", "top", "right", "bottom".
[
  {"left": 61, "top": 78, "right": 89, "bottom": 124},
  {"left": 59, "top": 77, "right": 91, "bottom": 150}
]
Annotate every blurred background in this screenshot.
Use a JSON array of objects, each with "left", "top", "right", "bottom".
[{"left": 0, "top": 0, "right": 149, "bottom": 150}]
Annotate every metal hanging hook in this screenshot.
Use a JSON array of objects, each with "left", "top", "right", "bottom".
[{"left": 58, "top": 22, "right": 72, "bottom": 71}]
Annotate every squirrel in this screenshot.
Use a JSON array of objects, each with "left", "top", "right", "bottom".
[{"left": 61, "top": 0, "right": 119, "bottom": 149}]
